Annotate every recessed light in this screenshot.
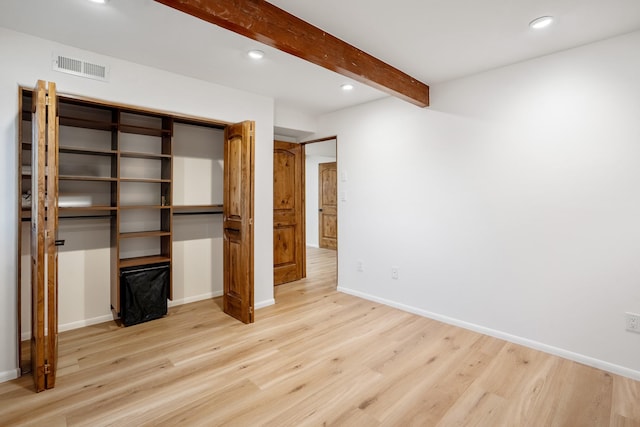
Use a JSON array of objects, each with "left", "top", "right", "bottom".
[
  {"left": 341, "top": 83, "right": 354, "bottom": 91},
  {"left": 88, "top": 0, "right": 109, "bottom": 4},
  {"left": 529, "top": 16, "right": 554, "bottom": 30},
  {"left": 247, "top": 50, "right": 265, "bottom": 60}
]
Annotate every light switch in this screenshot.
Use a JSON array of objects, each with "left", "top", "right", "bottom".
[
  {"left": 341, "top": 171, "right": 348, "bottom": 182},
  {"left": 340, "top": 191, "right": 347, "bottom": 201}
]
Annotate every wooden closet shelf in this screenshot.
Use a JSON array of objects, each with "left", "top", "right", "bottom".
[
  {"left": 22, "top": 206, "right": 117, "bottom": 220},
  {"left": 60, "top": 206, "right": 117, "bottom": 211},
  {"left": 119, "top": 124, "right": 171, "bottom": 137},
  {"left": 119, "top": 205, "right": 171, "bottom": 210},
  {"left": 119, "top": 230, "right": 171, "bottom": 239},
  {"left": 59, "top": 146, "right": 117, "bottom": 156},
  {"left": 59, "top": 115, "right": 117, "bottom": 131},
  {"left": 173, "top": 205, "right": 223, "bottom": 214},
  {"left": 59, "top": 175, "right": 117, "bottom": 182},
  {"left": 119, "top": 255, "right": 171, "bottom": 269},
  {"left": 119, "top": 178, "right": 171, "bottom": 183},
  {"left": 120, "top": 151, "right": 172, "bottom": 160}
]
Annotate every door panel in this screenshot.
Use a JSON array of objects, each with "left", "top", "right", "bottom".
[
  {"left": 273, "top": 141, "right": 305, "bottom": 285},
  {"left": 31, "top": 80, "right": 47, "bottom": 392},
  {"left": 319, "top": 162, "right": 337, "bottom": 250},
  {"left": 223, "top": 121, "right": 255, "bottom": 324},
  {"left": 45, "top": 82, "right": 59, "bottom": 389},
  {"left": 30, "top": 80, "right": 59, "bottom": 391},
  {"left": 273, "top": 226, "right": 297, "bottom": 283},
  {"left": 274, "top": 227, "right": 295, "bottom": 264}
]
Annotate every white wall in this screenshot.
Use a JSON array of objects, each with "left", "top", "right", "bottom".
[
  {"left": 172, "top": 124, "right": 225, "bottom": 305},
  {"left": 0, "top": 28, "right": 275, "bottom": 382},
  {"left": 274, "top": 104, "right": 317, "bottom": 136},
  {"left": 313, "top": 30, "right": 640, "bottom": 379},
  {"left": 305, "top": 140, "right": 336, "bottom": 247}
]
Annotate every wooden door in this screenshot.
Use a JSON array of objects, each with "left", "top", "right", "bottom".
[
  {"left": 31, "top": 80, "right": 59, "bottom": 391},
  {"left": 223, "top": 121, "right": 255, "bottom": 324},
  {"left": 45, "top": 82, "right": 59, "bottom": 389},
  {"left": 273, "top": 141, "right": 305, "bottom": 285},
  {"left": 318, "top": 162, "right": 337, "bottom": 250}
]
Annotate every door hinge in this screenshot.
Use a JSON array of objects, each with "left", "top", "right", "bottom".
[
  {"left": 249, "top": 306, "right": 253, "bottom": 314},
  {"left": 45, "top": 96, "right": 50, "bottom": 106},
  {"left": 43, "top": 363, "right": 51, "bottom": 375}
]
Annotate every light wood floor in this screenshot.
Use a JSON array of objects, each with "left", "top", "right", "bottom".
[{"left": 1, "top": 246, "right": 639, "bottom": 426}]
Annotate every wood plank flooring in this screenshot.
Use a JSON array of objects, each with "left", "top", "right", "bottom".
[{"left": 1, "top": 246, "right": 639, "bottom": 426}]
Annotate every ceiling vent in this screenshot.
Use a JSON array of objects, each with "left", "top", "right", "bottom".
[{"left": 52, "top": 53, "right": 110, "bottom": 82}]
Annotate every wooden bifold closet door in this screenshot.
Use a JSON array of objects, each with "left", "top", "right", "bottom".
[
  {"left": 223, "top": 121, "right": 255, "bottom": 324},
  {"left": 30, "top": 80, "right": 59, "bottom": 392}
]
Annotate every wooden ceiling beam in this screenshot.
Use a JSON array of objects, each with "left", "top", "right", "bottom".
[{"left": 154, "top": 0, "right": 430, "bottom": 107}]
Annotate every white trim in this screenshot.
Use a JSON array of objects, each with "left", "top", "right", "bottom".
[
  {"left": 337, "top": 286, "right": 640, "bottom": 381},
  {"left": 59, "top": 315, "right": 114, "bottom": 333},
  {"left": 0, "top": 368, "right": 20, "bottom": 383},
  {"left": 168, "top": 291, "right": 223, "bottom": 307},
  {"left": 255, "top": 298, "right": 275, "bottom": 310},
  {"left": 306, "top": 244, "right": 320, "bottom": 248},
  {"left": 21, "top": 314, "right": 115, "bottom": 341},
  {"left": 19, "top": 291, "right": 250, "bottom": 340}
]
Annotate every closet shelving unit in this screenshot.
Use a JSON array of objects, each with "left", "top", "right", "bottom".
[{"left": 18, "top": 88, "right": 226, "bottom": 317}]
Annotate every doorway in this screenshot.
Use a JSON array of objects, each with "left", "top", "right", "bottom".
[
  {"left": 302, "top": 137, "right": 337, "bottom": 282},
  {"left": 272, "top": 136, "right": 337, "bottom": 288},
  {"left": 303, "top": 139, "right": 337, "bottom": 249},
  {"left": 317, "top": 162, "right": 337, "bottom": 250}
]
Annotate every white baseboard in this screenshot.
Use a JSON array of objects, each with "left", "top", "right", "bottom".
[
  {"left": 0, "top": 368, "right": 20, "bottom": 383},
  {"left": 60, "top": 315, "right": 115, "bottom": 333},
  {"left": 169, "top": 291, "right": 223, "bottom": 307},
  {"left": 337, "top": 286, "right": 640, "bottom": 381},
  {"left": 20, "top": 294, "right": 276, "bottom": 339},
  {"left": 171, "top": 293, "right": 274, "bottom": 310},
  {"left": 21, "top": 292, "right": 226, "bottom": 340},
  {"left": 21, "top": 314, "right": 116, "bottom": 341},
  {"left": 255, "top": 298, "right": 275, "bottom": 310},
  {"left": 306, "top": 244, "right": 320, "bottom": 248}
]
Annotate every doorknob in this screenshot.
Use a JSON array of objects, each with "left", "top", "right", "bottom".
[{"left": 318, "top": 209, "right": 323, "bottom": 212}]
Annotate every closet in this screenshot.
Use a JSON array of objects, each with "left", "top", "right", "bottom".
[{"left": 17, "top": 80, "right": 255, "bottom": 391}]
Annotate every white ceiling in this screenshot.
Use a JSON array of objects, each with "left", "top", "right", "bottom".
[{"left": 1, "top": 0, "right": 640, "bottom": 118}]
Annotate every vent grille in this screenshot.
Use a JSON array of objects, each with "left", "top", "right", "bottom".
[
  {"left": 52, "top": 53, "right": 109, "bottom": 82},
  {"left": 58, "top": 56, "right": 82, "bottom": 73}
]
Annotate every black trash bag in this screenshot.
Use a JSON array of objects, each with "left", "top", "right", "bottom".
[{"left": 120, "top": 264, "right": 169, "bottom": 326}]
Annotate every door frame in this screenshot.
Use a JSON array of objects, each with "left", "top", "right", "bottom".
[
  {"left": 300, "top": 136, "right": 338, "bottom": 272},
  {"left": 271, "top": 135, "right": 338, "bottom": 291}
]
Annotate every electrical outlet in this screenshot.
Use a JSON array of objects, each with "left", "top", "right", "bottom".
[
  {"left": 357, "top": 260, "right": 364, "bottom": 272},
  {"left": 391, "top": 266, "right": 399, "bottom": 280},
  {"left": 626, "top": 312, "right": 640, "bottom": 333}
]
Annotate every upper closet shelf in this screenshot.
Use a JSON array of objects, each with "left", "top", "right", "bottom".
[
  {"left": 59, "top": 115, "right": 116, "bottom": 131},
  {"left": 119, "top": 124, "right": 171, "bottom": 137}
]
